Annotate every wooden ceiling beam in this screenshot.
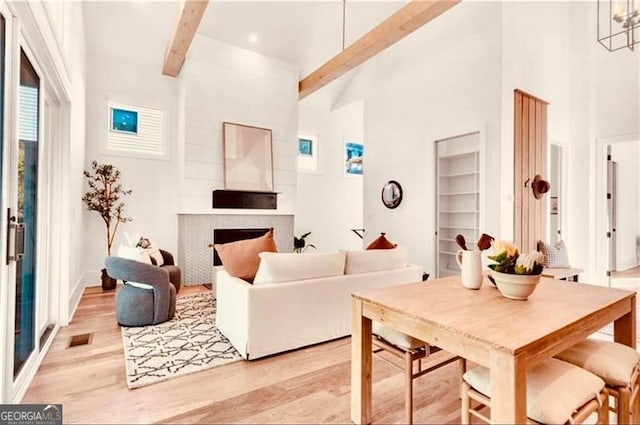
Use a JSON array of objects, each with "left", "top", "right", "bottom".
[
  {"left": 162, "top": 0, "right": 209, "bottom": 77},
  {"left": 298, "top": 0, "right": 460, "bottom": 100}
]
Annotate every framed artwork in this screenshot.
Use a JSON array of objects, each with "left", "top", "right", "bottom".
[
  {"left": 344, "top": 141, "right": 363, "bottom": 175},
  {"left": 223, "top": 122, "right": 274, "bottom": 192},
  {"left": 110, "top": 108, "right": 138, "bottom": 134},
  {"left": 298, "top": 134, "right": 319, "bottom": 171}
]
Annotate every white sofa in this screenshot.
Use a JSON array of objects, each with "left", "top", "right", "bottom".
[{"left": 216, "top": 247, "right": 422, "bottom": 360}]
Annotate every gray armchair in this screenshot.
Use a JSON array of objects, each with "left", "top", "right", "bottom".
[
  {"left": 105, "top": 256, "right": 176, "bottom": 326},
  {"left": 155, "top": 249, "right": 182, "bottom": 293}
]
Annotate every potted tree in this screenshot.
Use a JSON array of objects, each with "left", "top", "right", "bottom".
[{"left": 82, "top": 161, "right": 132, "bottom": 290}]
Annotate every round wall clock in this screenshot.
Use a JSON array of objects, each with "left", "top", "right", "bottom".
[{"left": 381, "top": 180, "right": 403, "bottom": 209}]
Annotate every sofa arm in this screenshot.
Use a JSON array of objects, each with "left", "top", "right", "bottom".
[{"left": 216, "top": 269, "right": 251, "bottom": 359}]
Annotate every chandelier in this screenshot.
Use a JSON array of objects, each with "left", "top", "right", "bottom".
[{"left": 598, "top": 0, "right": 640, "bottom": 51}]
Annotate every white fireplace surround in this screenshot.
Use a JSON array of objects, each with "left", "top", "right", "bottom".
[{"left": 178, "top": 212, "right": 294, "bottom": 284}]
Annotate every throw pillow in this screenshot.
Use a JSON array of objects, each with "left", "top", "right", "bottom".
[
  {"left": 253, "top": 251, "right": 346, "bottom": 285},
  {"left": 145, "top": 247, "right": 164, "bottom": 267},
  {"left": 116, "top": 244, "right": 152, "bottom": 264},
  {"left": 214, "top": 228, "right": 278, "bottom": 282},
  {"left": 538, "top": 240, "right": 571, "bottom": 268},
  {"left": 366, "top": 232, "right": 397, "bottom": 250},
  {"left": 344, "top": 246, "right": 408, "bottom": 274},
  {"left": 136, "top": 236, "right": 164, "bottom": 266}
]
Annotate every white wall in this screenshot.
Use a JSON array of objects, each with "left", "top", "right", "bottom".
[
  {"left": 322, "top": 0, "right": 639, "bottom": 281},
  {"left": 66, "top": 1, "right": 88, "bottom": 319},
  {"left": 331, "top": 2, "right": 502, "bottom": 274},
  {"left": 577, "top": 0, "right": 639, "bottom": 282},
  {"left": 611, "top": 142, "right": 640, "bottom": 271},
  {"left": 81, "top": 33, "right": 298, "bottom": 285},
  {"left": 82, "top": 48, "right": 179, "bottom": 283},
  {"left": 296, "top": 100, "right": 364, "bottom": 252},
  {"left": 178, "top": 35, "right": 298, "bottom": 214},
  {"left": 496, "top": 1, "right": 639, "bottom": 282},
  {"left": 499, "top": 1, "right": 572, "bottom": 240}
]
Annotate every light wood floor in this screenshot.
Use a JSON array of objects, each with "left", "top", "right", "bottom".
[
  {"left": 612, "top": 266, "right": 640, "bottom": 279},
  {"left": 23, "top": 285, "right": 465, "bottom": 424}
]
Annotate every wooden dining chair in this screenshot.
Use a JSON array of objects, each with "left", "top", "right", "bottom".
[
  {"left": 372, "top": 321, "right": 465, "bottom": 425},
  {"left": 461, "top": 358, "right": 609, "bottom": 425},
  {"left": 555, "top": 339, "right": 640, "bottom": 424}
]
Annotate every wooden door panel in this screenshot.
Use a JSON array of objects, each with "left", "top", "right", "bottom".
[{"left": 514, "top": 90, "right": 549, "bottom": 252}]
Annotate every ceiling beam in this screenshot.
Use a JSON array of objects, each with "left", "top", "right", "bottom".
[
  {"left": 298, "top": 0, "right": 460, "bottom": 100},
  {"left": 162, "top": 0, "right": 209, "bottom": 77}
]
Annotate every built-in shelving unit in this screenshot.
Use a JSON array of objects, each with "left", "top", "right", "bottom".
[{"left": 436, "top": 133, "right": 481, "bottom": 278}]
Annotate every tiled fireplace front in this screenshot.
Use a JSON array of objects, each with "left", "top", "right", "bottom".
[{"left": 178, "top": 213, "right": 294, "bottom": 284}]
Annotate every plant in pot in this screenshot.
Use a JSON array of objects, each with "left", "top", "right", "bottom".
[
  {"left": 294, "top": 232, "right": 316, "bottom": 253},
  {"left": 82, "top": 161, "right": 132, "bottom": 290}
]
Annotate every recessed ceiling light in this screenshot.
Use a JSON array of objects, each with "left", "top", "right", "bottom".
[{"left": 249, "top": 33, "right": 258, "bottom": 43}]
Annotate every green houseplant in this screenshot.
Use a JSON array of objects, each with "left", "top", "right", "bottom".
[
  {"left": 294, "top": 232, "right": 316, "bottom": 253},
  {"left": 82, "top": 161, "right": 132, "bottom": 290}
]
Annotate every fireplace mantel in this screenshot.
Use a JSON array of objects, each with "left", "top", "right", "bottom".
[{"left": 178, "top": 209, "right": 294, "bottom": 216}]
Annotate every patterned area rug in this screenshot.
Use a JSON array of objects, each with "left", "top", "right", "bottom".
[{"left": 121, "top": 292, "right": 243, "bottom": 389}]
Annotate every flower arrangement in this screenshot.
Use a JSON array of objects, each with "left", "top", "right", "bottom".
[{"left": 488, "top": 240, "right": 544, "bottom": 275}]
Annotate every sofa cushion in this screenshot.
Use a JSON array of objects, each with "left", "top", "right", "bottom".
[
  {"left": 345, "top": 246, "right": 408, "bottom": 275},
  {"left": 555, "top": 339, "right": 640, "bottom": 387},
  {"left": 214, "top": 228, "right": 278, "bottom": 282},
  {"left": 253, "top": 251, "right": 346, "bottom": 285},
  {"left": 373, "top": 321, "right": 426, "bottom": 350},
  {"left": 366, "top": 232, "right": 397, "bottom": 250},
  {"left": 464, "top": 358, "right": 604, "bottom": 425}
]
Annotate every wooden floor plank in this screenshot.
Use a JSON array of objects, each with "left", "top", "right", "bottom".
[{"left": 23, "top": 285, "right": 465, "bottom": 424}]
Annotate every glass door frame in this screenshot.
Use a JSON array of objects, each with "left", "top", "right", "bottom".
[
  {"left": 11, "top": 32, "right": 50, "bottom": 403},
  {"left": 0, "top": 0, "right": 72, "bottom": 403},
  {"left": 1, "top": 7, "right": 59, "bottom": 403},
  {"left": 0, "top": 2, "right": 17, "bottom": 404}
]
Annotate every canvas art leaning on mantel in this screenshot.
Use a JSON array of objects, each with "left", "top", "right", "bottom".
[{"left": 222, "top": 122, "right": 274, "bottom": 192}]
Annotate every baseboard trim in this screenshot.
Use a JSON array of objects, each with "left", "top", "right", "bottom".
[{"left": 67, "top": 270, "right": 100, "bottom": 324}]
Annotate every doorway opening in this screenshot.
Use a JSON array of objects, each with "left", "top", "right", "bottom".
[
  {"left": 606, "top": 141, "right": 640, "bottom": 292},
  {"left": 548, "top": 143, "right": 563, "bottom": 243}
]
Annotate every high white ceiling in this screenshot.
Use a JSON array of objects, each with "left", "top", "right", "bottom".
[
  {"left": 199, "top": 1, "right": 404, "bottom": 76},
  {"left": 83, "top": 1, "right": 405, "bottom": 77}
]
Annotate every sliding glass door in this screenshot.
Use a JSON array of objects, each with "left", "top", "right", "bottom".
[
  {"left": 13, "top": 48, "right": 40, "bottom": 377},
  {"left": 0, "top": 4, "right": 64, "bottom": 403}
]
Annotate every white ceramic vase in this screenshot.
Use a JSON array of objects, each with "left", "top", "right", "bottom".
[{"left": 456, "top": 250, "right": 483, "bottom": 290}]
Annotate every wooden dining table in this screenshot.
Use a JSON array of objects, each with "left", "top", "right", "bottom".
[{"left": 350, "top": 275, "right": 636, "bottom": 424}]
